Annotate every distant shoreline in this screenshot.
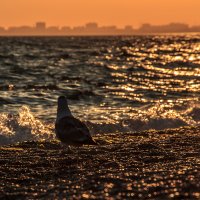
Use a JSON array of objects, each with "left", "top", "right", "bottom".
[
  {"left": 0, "top": 32, "right": 199, "bottom": 37},
  {"left": 0, "top": 22, "right": 199, "bottom": 36}
]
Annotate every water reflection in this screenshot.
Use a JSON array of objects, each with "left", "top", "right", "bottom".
[{"left": 0, "top": 35, "right": 199, "bottom": 126}]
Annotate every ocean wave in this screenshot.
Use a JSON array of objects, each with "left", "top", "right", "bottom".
[
  {"left": 0, "top": 106, "right": 54, "bottom": 146},
  {"left": 0, "top": 104, "right": 199, "bottom": 146},
  {"left": 95, "top": 103, "right": 200, "bottom": 133}
]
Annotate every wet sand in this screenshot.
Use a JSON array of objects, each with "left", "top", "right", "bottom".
[{"left": 0, "top": 126, "right": 200, "bottom": 199}]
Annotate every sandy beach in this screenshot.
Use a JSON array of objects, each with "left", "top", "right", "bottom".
[{"left": 0, "top": 125, "right": 200, "bottom": 199}]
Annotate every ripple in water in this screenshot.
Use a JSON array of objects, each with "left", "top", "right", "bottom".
[{"left": 0, "top": 35, "right": 200, "bottom": 145}]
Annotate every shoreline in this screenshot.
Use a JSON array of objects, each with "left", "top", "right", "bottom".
[{"left": 1, "top": 126, "right": 200, "bottom": 199}]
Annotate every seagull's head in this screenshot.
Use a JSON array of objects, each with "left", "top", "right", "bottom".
[
  {"left": 58, "top": 96, "right": 67, "bottom": 105},
  {"left": 57, "top": 96, "right": 72, "bottom": 121}
]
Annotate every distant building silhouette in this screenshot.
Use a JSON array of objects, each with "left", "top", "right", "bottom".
[
  {"left": 61, "top": 26, "right": 71, "bottom": 32},
  {"left": 0, "top": 27, "right": 5, "bottom": 34},
  {"left": 35, "top": 22, "right": 46, "bottom": 30},
  {"left": 0, "top": 22, "right": 199, "bottom": 36},
  {"left": 190, "top": 25, "right": 200, "bottom": 32},
  {"left": 46, "top": 26, "right": 59, "bottom": 35},
  {"left": 86, "top": 22, "right": 98, "bottom": 29},
  {"left": 124, "top": 25, "right": 134, "bottom": 34},
  {"left": 138, "top": 23, "right": 190, "bottom": 33}
]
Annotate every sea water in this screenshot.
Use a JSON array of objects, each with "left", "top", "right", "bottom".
[{"left": 0, "top": 35, "right": 200, "bottom": 145}]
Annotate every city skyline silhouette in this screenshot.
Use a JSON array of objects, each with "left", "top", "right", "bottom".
[{"left": 0, "top": 22, "right": 200, "bottom": 36}]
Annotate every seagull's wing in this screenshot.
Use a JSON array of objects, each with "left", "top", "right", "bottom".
[
  {"left": 72, "top": 117, "right": 90, "bottom": 135},
  {"left": 55, "top": 116, "right": 96, "bottom": 145}
]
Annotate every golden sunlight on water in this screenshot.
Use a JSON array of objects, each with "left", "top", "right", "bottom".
[
  {"left": 0, "top": 36, "right": 199, "bottom": 133},
  {"left": 0, "top": 106, "right": 54, "bottom": 145},
  {"left": 18, "top": 106, "right": 53, "bottom": 138}
]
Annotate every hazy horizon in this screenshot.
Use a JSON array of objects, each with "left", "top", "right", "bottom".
[
  {"left": 0, "top": 21, "right": 199, "bottom": 36},
  {"left": 0, "top": 22, "right": 200, "bottom": 30},
  {"left": 0, "top": 0, "right": 200, "bottom": 28}
]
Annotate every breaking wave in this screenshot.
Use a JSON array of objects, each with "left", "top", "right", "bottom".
[
  {"left": 0, "top": 104, "right": 200, "bottom": 146},
  {"left": 0, "top": 106, "right": 54, "bottom": 146}
]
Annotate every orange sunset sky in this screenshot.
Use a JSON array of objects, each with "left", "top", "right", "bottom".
[{"left": 0, "top": 0, "right": 199, "bottom": 28}]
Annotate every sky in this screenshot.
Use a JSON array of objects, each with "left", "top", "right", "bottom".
[{"left": 0, "top": 0, "right": 200, "bottom": 28}]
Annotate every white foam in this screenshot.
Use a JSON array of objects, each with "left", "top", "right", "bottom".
[
  {"left": 0, "top": 106, "right": 54, "bottom": 146},
  {"left": 0, "top": 103, "right": 200, "bottom": 146}
]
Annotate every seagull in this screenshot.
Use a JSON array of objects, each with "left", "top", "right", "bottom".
[{"left": 55, "top": 96, "right": 97, "bottom": 150}]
